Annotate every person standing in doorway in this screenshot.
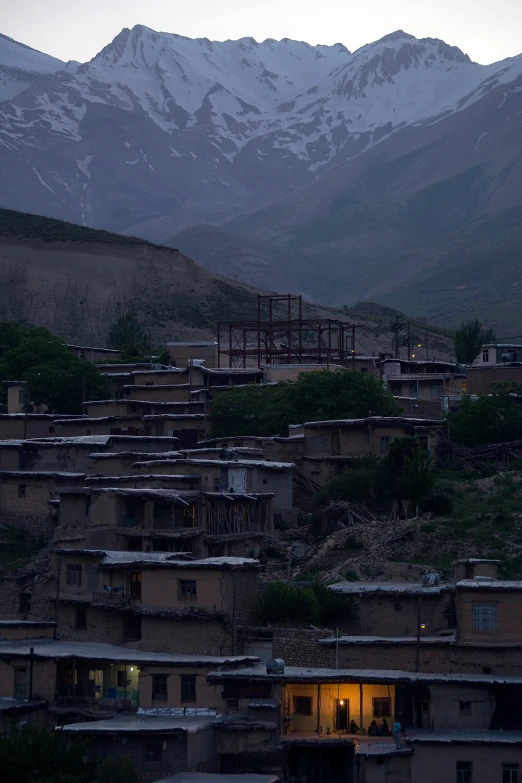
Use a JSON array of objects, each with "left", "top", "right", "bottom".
[{"left": 393, "top": 718, "right": 402, "bottom": 749}]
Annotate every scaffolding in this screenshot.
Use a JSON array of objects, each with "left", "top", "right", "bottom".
[{"left": 218, "top": 294, "right": 357, "bottom": 369}]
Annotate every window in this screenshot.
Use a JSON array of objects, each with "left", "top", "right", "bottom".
[
  {"left": 262, "top": 478, "right": 268, "bottom": 485},
  {"left": 18, "top": 593, "right": 31, "bottom": 615},
  {"left": 213, "top": 478, "right": 220, "bottom": 492},
  {"left": 130, "top": 572, "right": 142, "bottom": 600},
  {"left": 151, "top": 673, "right": 168, "bottom": 701},
  {"left": 179, "top": 580, "right": 197, "bottom": 601},
  {"left": 503, "top": 764, "right": 520, "bottom": 783},
  {"left": 459, "top": 701, "right": 471, "bottom": 716},
  {"left": 293, "top": 695, "right": 313, "bottom": 715},
  {"left": 13, "top": 667, "right": 26, "bottom": 699},
  {"left": 482, "top": 350, "right": 489, "bottom": 363},
  {"left": 181, "top": 674, "right": 196, "bottom": 703},
  {"left": 75, "top": 606, "right": 87, "bottom": 630},
  {"left": 379, "top": 437, "right": 391, "bottom": 455},
  {"left": 373, "top": 698, "right": 392, "bottom": 718},
  {"left": 124, "top": 615, "right": 142, "bottom": 641},
  {"left": 430, "top": 382, "right": 443, "bottom": 398},
  {"left": 66, "top": 564, "right": 82, "bottom": 587},
  {"left": 117, "top": 670, "right": 128, "bottom": 688},
  {"left": 85, "top": 496, "right": 91, "bottom": 517},
  {"left": 472, "top": 604, "right": 498, "bottom": 632},
  {"left": 360, "top": 367, "right": 367, "bottom": 373},
  {"left": 17, "top": 485, "right": 26, "bottom": 498},
  {"left": 144, "top": 742, "right": 163, "bottom": 762},
  {"left": 457, "top": 761, "right": 472, "bottom": 783},
  {"left": 48, "top": 426, "right": 55, "bottom": 433}
]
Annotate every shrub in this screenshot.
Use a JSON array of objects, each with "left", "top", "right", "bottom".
[
  {"left": 419, "top": 492, "right": 454, "bottom": 515},
  {"left": 96, "top": 755, "right": 140, "bottom": 783},
  {"left": 256, "top": 582, "right": 320, "bottom": 625}
]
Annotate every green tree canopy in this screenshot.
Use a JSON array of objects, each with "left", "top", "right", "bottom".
[
  {"left": 447, "top": 385, "right": 522, "bottom": 447},
  {"left": 210, "top": 369, "right": 399, "bottom": 437},
  {"left": 108, "top": 312, "right": 148, "bottom": 359},
  {"left": 0, "top": 322, "right": 110, "bottom": 415},
  {"left": 0, "top": 725, "right": 95, "bottom": 783},
  {"left": 255, "top": 579, "right": 357, "bottom": 628},
  {"left": 454, "top": 318, "right": 496, "bottom": 364},
  {"left": 374, "top": 437, "right": 434, "bottom": 508}
]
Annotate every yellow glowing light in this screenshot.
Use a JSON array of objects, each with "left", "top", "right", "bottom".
[
  {"left": 339, "top": 700, "right": 345, "bottom": 705},
  {"left": 417, "top": 344, "right": 422, "bottom": 347},
  {"left": 411, "top": 353, "right": 416, "bottom": 358},
  {"left": 420, "top": 624, "right": 426, "bottom": 630},
  {"left": 130, "top": 667, "right": 134, "bottom": 672}
]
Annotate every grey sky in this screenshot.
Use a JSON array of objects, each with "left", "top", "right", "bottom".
[{"left": 3, "top": 0, "right": 521, "bottom": 65}]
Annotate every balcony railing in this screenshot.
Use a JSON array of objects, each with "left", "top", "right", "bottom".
[
  {"left": 55, "top": 696, "right": 136, "bottom": 713},
  {"left": 92, "top": 591, "right": 130, "bottom": 606}
]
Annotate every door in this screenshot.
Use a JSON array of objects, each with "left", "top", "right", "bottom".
[
  {"left": 414, "top": 700, "right": 430, "bottom": 728},
  {"left": 130, "top": 572, "right": 142, "bottom": 600},
  {"left": 228, "top": 467, "right": 247, "bottom": 494},
  {"left": 334, "top": 698, "right": 349, "bottom": 731}
]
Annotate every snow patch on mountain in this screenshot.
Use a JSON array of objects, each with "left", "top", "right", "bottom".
[{"left": 0, "top": 33, "right": 69, "bottom": 100}]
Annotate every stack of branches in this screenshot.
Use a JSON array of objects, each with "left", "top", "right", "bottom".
[
  {"left": 440, "top": 439, "right": 522, "bottom": 469},
  {"left": 315, "top": 500, "right": 378, "bottom": 537}
]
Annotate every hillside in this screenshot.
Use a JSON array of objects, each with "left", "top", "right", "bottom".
[
  {"left": 0, "top": 27, "right": 521, "bottom": 321},
  {"left": 0, "top": 208, "right": 455, "bottom": 356}
]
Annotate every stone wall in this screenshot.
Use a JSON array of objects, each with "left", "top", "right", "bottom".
[{"left": 272, "top": 627, "right": 333, "bottom": 667}]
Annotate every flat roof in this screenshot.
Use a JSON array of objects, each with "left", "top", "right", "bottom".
[
  {"left": 155, "top": 775, "right": 280, "bottom": 783},
  {"left": 406, "top": 729, "right": 522, "bottom": 745},
  {"left": 167, "top": 342, "right": 217, "bottom": 347},
  {"left": 0, "top": 620, "right": 56, "bottom": 628},
  {"left": 61, "top": 714, "right": 215, "bottom": 734},
  {"left": 207, "top": 664, "right": 522, "bottom": 686},
  {"left": 133, "top": 458, "right": 294, "bottom": 470},
  {"left": 302, "top": 416, "right": 440, "bottom": 428},
  {"left": 0, "top": 471, "right": 85, "bottom": 479},
  {"left": 319, "top": 634, "right": 456, "bottom": 646},
  {"left": 56, "top": 549, "right": 260, "bottom": 570},
  {"left": 0, "top": 697, "right": 47, "bottom": 712},
  {"left": 457, "top": 579, "right": 522, "bottom": 590},
  {"left": 0, "top": 639, "right": 259, "bottom": 666},
  {"left": 328, "top": 581, "right": 451, "bottom": 595}
]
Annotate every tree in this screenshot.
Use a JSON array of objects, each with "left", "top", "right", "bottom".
[
  {"left": 108, "top": 313, "right": 148, "bottom": 359},
  {"left": 0, "top": 725, "right": 95, "bottom": 783},
  {"left": 447, "top": 384, "right": 522, "bottom": 446},
  {"left": 256, "top": 581, "right": 320, "bottom": 625},
  {"left": 396, "top": 451, "right": 435, "bottom": 514},
  {"left": 24, "top": 358, "right": 110, "bottom": 414},
  {"left": 0, "top": 322, "right": 111, "bottom": 415},
  {"left": 95, "top": 755, "right": 140, "bottom": 783},
  {"left": 454, "top": 318, "right": 496, "bottom": 364},
  {"left": 210, "top": 370, "right": 399, "bottom": 437},
  {"left": 375, "top": 436, "right": 433, "bottom": 510},
  {"left": 315, "top": 457, "right": 379, "bottom": 505}
]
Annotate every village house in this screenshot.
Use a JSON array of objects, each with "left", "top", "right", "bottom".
[
  {"left": 123, "top": 383, "right": 194, "bottom": 403},
  {"left": 85, "top": 399, "right": 205, "bottom": 418},
  {"left": 0, "top": 435, "right": 180, "bottom": 474},
  {"left": 382, "top": 359, "right": 466, "bottom": 417},
  {"left": 53, "top": 486, "right": 274, "bottom": 557},
  {"left": 167, "top": 341, "right": 218, "bottom": 368},
  {"left": 131, "top": 457, "right": 294, "bottom": 510},
  {"left": 196, "top": 436, "right": 305, "bottom": 465},
  {"left": 206, "top": 661, "right": 522, "bottom": 783},
  {"left": 53, "top": 549, "right": 261, "bottom": 655},
  {"left": 0, "top": 636, "right": 258, "bottom": 733},
  {"left": 299, "top": 416, "right": 441, "bottom": 486},
  {"left": 53, "top": 414, "right": 207, "bottom": 446},
  {"left": 67, "top": 345, "right": 121, "bottom": 362},
  {"left": 0, "top": 414, "right": 69, "bottom": 440}
]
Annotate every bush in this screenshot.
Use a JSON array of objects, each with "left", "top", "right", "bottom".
[
  {"left": 256, "top": 582, "right": 320, "bottom": 625},
  {"left": 96, "top": 755, "right": 140, "bottom": 783},
  {"left": 316, "top": 459, "right": 379, "bottom": 505},
  {"left": 419, "top": 492, "right": 454, "bottom": 516}
]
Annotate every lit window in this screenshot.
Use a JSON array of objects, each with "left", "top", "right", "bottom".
[{"left": 472, "top": 605, "right": 498, "bottom": 632}]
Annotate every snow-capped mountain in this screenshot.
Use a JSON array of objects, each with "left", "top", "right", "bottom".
[
  {"left": 0, "top": 25, "right": 521, "bottom": 238},
  {"left": 0, "top": 33, "right": 77, "bottom": 101}
]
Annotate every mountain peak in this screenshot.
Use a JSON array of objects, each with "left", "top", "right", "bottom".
[{"left": 377, "top": 30, "right": 416, "bottom": 44}]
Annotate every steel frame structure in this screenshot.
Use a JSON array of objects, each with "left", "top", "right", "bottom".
[{"left": 217, "top": 294, "right": 357, "bottom": 369}]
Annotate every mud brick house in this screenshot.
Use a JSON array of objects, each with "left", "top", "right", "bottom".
[
  {"left": 85, "top": 400, "right": 205, "bottom": 418},
  {"left": 196, "top": 436, "right": 305, "bottom": 466},
  {"left": 67, "top": 344, "right": 121, "bottom": 362},
  {"left": 299, "top": 416, "right": 441, "bottom": 486},
  {"left": 0, "top": 470, "right": 86, "bottom": 538},
  {"left": 62, "top": 714, "right": 218, "bottom": 778},
  {"left": 0, "top": 414, "right": 69, "bottom": 440},
  {"left": 166, "top": 341, "right": 218, "bottom": 368},
  {"left": 0, "top": 435, "right": 180, "bottom": 474},
  {"left": 206, "top": 662, "right": 522, "bottom": 783},
  {"left": 466, "top": 363, "right": 522, "bottom": 394},
  {"left": 131, "top": 457, "right": 294, "bottom": 510},
  {"left": 53, "top": 550, "right": 261, "bottom": 655},
  {"left": 53, "top": 414, "right": 207, "bottom": 445},
  {"left": 382, "top": 359, "right": 465, "bottom": 406},
  {"left": 53, "top": 486, "right": 274, "bottom": 557},
  {"left": 123, "top": 383, "right": 194, "bottom": 403},
  {"left": 0, "top": 637, "right": 257, "bottom": 725}
]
